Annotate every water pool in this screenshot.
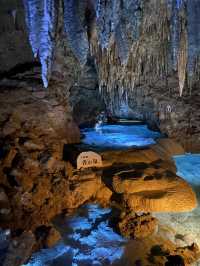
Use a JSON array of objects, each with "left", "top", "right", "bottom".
[
  {"left": 23, "top": 204, "right": 126, "bottom": 266},
  {"left": 22, "top": 155, "right": 200, "bottom": 266},
  {"left": 81, "top": 124, "right": 162, "bottom": 149}
]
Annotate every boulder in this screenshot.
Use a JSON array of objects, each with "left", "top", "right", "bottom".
[
  {"left": 123, "top": 179, "right": 197, "bottom": 212},
  {"left": 112, "top": 166, "right": 197, "bottom": 212}
]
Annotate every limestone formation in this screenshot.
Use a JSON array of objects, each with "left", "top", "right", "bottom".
[
  {"left": 0, "top": 0, "right": 200, "bottom": 265},
  {"left": 64, "top": 170, "right": 102, "bottom": 209},
  {"left": 112, "top": 166, "right": 197, "bottom": 212},
  {"left": 95, "top": 184, "right": 113, "bottom": 206},
  {"left": 119, "top": 213, "right": 158, "bottom": 239},
  {"left": 124, "top": 181, "right": 197, "bottom": 212}
]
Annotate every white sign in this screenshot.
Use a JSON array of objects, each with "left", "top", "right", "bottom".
[
  {"left": 77, "top": 151, "right": 103, "bottom": 170},
  {"left": 166, "top": 104, "right": 172, "bottom": 113}
]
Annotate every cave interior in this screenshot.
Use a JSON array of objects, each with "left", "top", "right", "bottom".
[{"left": 0, "top": 0, "right": 200, "bottom": 265}]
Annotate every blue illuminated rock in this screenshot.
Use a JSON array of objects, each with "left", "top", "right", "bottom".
[
  {"left": 63, "top": 0, "right": 89, "bottom": 65},
  {"left": 23, "top": 0, "right": 58, "bottom": 88}
]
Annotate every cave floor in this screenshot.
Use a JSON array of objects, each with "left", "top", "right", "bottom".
[
  {"left": 22, "top": 147, "right": 200, "bottom": 266},
  {"left": 81, "top": 124, "right": 162, "bottom": 150}
]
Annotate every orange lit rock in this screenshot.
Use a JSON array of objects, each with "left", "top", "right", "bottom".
[
  {"left": 119, "top": 213, "right": 158, "bottom": 239},
  {"left": 65, "top": 175, "right": 102, "bottom": 208},
  {"left": 123, "top": 179, "right": 197, "bottom": 212},
  {"left": 45, "top": 227, "right": 61, "bottom": 248},
  {"left": 111, "top": 162, "right": 197, "bottom": 212},
  {"left": 95, "top": 185, "right": 112, "bottom": 205}
]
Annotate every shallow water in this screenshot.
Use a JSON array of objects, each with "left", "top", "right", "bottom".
[
  {"left": 81, "top": 124, "right": 162, "bottom": 149},
  {"left": 173, "top": 154, "right": 200, "bottom": 187},
  {"left": 154, "top": 154, "right": 200, "bottom": 247},
  {"left": 23, "top": 204, "right": 126, "bottom": 266},
  {"left": 23, "top": 152, "right": 200, "bottom": 265}
]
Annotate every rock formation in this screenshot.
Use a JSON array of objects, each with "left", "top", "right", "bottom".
[
  {"left": 11, "top": 0, "right": 199, "bottom": 149},
  {"left": 0, "top": 0, "right": 200, "bottom": 265}
]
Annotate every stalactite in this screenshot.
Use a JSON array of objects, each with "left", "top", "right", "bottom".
[
  {"left": 115, "top": 23, "right": 129, "bottom": 65},
  {"left": 91, "top": 0, "right": 171, "bottom": 115},
  {"left": 178, "top": 25, "right": 187, "bottom": 97},
  {"left": 170, "top": 0, "right": 181, "bottom": 70},
  {"left": 23, "top": 0, "right": 41, "bottom": 58},
  {"left": 23, "top": 0, "right": 200, "bottom": 98},
  {"left": 63, "top": 0, "right": 89, "bottom": 65},
  {"left": 23, "top": 0, "right": 57, "bottom": 88},
  {"left": 187, "top": 0, "right": 200, "bottom": 89}
]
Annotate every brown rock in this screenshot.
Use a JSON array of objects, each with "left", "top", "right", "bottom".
[
  {"left": 152, "top": 138, "right": 185, "bottom": 161},
  {"left": 173, "top": 243, "right": 200, "bottom": 265},
  {"left": 119, "top": 213, "right": 158, "bottom": 239},
  {"left": 3, "top": 148, "right": 17, "bottom": 168},
  {"left": 45, "top": 156, "right": 65, "bottom": 174},
  {"left": 45, "top": 227, "right": 61, "bottom": 248},
  {"left": 24, "top": 141, "right": 44, "bottom": 151},
  {"left": 95, "top": 185, "right": 112, "bottom": 205},
  {"left": 64, "top": 170, "right": 102, "bottom": 208},
  {"left": 3, "top": 232, "right": 36, "bottom": 266},
  {"left": 112, "top": 166, "right": 197, "bottom": 212},
  {"left": 124, "top": 179, "right": 197, "bottom": 212},
  {"left": 101, "top": 148, "right": 159, "bottom": 168}
]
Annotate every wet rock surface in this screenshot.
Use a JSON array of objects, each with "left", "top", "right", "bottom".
[
  {"left": 127, "top": 83, "right": 200, "bottom": 153},
  {"left": 0, "top": 85, "right": 81, "bottom": 231},
  {"left": 119, "top": 212, "right": 158, "bottom": 239},
  {"left": 2, "top": 231, "right": 35, "bottom": 266},
  {"left": 17, "top": 204, "right": 200, "bottom": 266},
  {"left": 0, "top": 105, "right": 199, "bottom": 265},
  {"left": 100, "top": 143, "right": 197, "bottom": 213},
  {"left": 0, "top": 0, "right": 200, "bottom": 265}
]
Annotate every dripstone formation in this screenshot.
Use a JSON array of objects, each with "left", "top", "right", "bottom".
[{"left": 0, "top": 0, "right": 200, "bottom": 265}]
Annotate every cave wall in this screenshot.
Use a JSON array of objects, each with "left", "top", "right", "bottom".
[
  {"left": 13, "top": 0, "right": 200, "bottom": 151},
  {"left": 0, "top": 0, "right": 103, "bottom": 126},
  {"left": 1, "top": 0, "right": 200, "bottom": 151},
  {"left": 0, "top": 0, "right": 200, "bottom": 254},
  {"left": 0, "top": 0, "right": 34, "bottom": 73},
  {"left": 0, "top": 0, "right": 101, "bottom": 233},
  {"left": 90, "top": 0, "right": 200, "bottom": 151}
]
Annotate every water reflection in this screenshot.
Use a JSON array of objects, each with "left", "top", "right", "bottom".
[
  {"left": 173, "top": 154, "right": 200, "bottom": 187},
  {"left": 23, "top": 205, "right": 126, "bottom": 266},
  {"left": 82, "top": 124, "right": 161, "bottom": 149}
]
